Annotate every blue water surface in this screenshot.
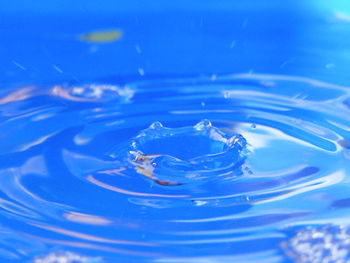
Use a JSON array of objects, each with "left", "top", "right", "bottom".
[{"left": 1, "top": 1, "right": 350, "bottom": 262}]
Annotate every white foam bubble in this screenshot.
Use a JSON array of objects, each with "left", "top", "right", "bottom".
[{"left": 282, "top": 225, "right": 350, "bottom": 263}]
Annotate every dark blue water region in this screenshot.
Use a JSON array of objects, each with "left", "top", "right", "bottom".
[{"left": 0, "top": 0, "right": 350, "bottom": 85}]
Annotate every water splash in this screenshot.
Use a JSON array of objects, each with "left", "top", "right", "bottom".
[{"left": 128, "top": 120, "right": 247, "bottom": 186}]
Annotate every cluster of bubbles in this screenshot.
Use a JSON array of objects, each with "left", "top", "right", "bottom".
[
  {"left": 33, "top": 251, "right": 102, "bottom": 263},
  {"left": 282, "top": 225, "right": 350, "bottom": 263},
  {"left": 52, "top": 83, "right": 134, "bottom": 102}
]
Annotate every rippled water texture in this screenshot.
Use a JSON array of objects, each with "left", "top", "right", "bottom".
[{"left": 0, "top": 74, "right": 350, "bottom": 262}]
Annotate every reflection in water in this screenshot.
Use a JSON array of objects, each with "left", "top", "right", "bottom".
[
  {"left": 0, "top": 86, "right": 35, "bottom": 104},
  {"left": 29, "top": 222, "right": 156, "bottom": 246},
  {"left": 63, "top": 211, "right": 112, "bottom": 226}
]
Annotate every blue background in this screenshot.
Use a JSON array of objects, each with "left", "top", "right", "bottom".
[{"left": 1, "top": 0, "right": 349, "bottom": 85}]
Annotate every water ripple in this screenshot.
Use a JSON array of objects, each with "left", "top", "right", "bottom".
[{"left": 0, "top": 74, "right": 349, "bottom": 262}]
